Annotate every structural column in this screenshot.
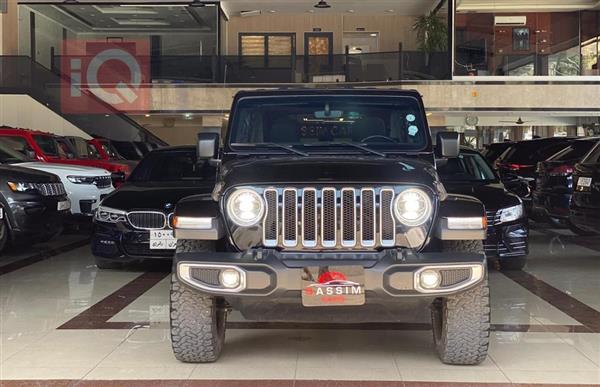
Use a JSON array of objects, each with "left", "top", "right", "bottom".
[{"left": 0, "top": 0, "right": 18, "bottom": 55}]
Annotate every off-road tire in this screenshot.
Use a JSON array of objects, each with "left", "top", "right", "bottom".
[
  {"left": 170, "top": 240, "right": 226, "bottom": 363},
  {"left": 432, "top": 240, "right": 490, "bottom": 365},
  {"left": 94, "top": 256, "right": 123, "bottom": 270},
  {"left": 500, "top": 256, "right": 527, "bottom": 271}
]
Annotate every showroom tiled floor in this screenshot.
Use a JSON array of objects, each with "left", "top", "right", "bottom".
[{"left": 0, "top": 226, "right": 599, "bottom": 385}]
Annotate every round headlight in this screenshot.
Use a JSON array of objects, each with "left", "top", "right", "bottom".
[
  {"left": 226, "top": 188, "right": 265, "bottom": 227},
  {"left": 393, "top": 188, "right": 432, "bottom": 227}
]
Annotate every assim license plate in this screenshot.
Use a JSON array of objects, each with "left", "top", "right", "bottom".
[
  {"left": 57, "top": 200, "right": 70, "bottom": 211},
  {"left": 578, "top": 177, "right": 592, "bottom": 187},
  {"left": 301, "top": 265, "right": 365, "bottom": 307},
  {"left": 150, "top": 230, "right": 177, "bottom": 250}
]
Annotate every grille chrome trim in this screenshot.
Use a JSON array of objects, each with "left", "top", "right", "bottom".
[
  {"left": 127, "top": 211, "right": 167, "bottom": 230},
  {"left": 341, "top": 188, "right": 356, "bottom": 247},
  {"left": 301, "top": 188, "right": 317, "bottom": 248},
  {"left": 321, "top": 188, "right": 337, "bottom": 248},
  {"left": 379, "top": 188, "right": 396, "bottom": 247},
  {"left": 263, "top": 188, "right": 279, "bottom": 247},
  {"left": 282, "top": 188, "right": 298, "bottom": 247},
  {"left": 360, "top": 188, "right": 376, "bottom": 247}
]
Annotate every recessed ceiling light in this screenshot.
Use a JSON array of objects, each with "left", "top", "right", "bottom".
[
  {"left": 370, "top": 33, "right": 378, "bottom": 37},
  {"left": 314, "top": 0, "right": 331, "bottom": 9},
  {"left": 347, "top": 9, "right": 355, "bottom": 13},
  {"left": 307, "top": 9, "right": 315, "bottom": 13},
  {"left": 386, "top": 9, "right": 395, "bottom": 13},
  {"left": 184, "top": 113, "right": 193, "bottom": 120},
  {"left": 145, "top": 114, "right": 151, "bottom": 117},
  {"left": 268, "top": 9, "right": 276, "bottom": 13}
]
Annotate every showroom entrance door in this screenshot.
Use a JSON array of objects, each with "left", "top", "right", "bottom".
[{"left": 304, "top": 32, "right": 333, "bottom": 82}]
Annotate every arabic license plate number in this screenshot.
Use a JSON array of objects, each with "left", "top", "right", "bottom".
[
  {"left": 578, "top": 177, "right": 592, "bottom": 187},
  {"left": 57, "top": 200, "right": 70, "bottom": 211},
  {"left": 150, "top": 230, "right": 177, "bottom": 250},
  {"left": 301, "top": 265, "right": 365, "bottom": 307}
]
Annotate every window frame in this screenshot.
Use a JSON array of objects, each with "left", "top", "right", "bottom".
[{"left": 238, "top": 32, "right": 296, "bottom": 68}]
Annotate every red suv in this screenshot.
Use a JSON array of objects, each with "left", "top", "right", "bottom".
[
  {"left": 0, "top": 127, "right": 131, "bottom": 184},
  {"left": 66, "top": 136, "right": 139, "bottom": 170}
]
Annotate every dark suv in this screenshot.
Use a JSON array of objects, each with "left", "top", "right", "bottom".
[
  {"left": 169, "top": 89, "right": 491, "bottom": 365},
  {"left": 570, "top": 139, "right": 600, "bottom": 235},
  {"left": 0, "top": 162, "right": 70, "bottom": 253}
]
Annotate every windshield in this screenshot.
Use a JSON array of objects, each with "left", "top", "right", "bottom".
[
  {"left": 581, "top": 141, "right": 600, "bottom": 165},
  {"left": 438, "top": 152, "right": 497, "bottom": 182},
  {"left": 33, "top": 135, "right": 60, "bottom": 157},
  {"left": 101, "top": 142, "right": 122, "bottom": 159},
  {"left": 0, "top": 141, "right": 31, "bottom": 164},
  {"left": 500, "top": 141, "right": 571, "bottom": 164},
  {"left": 228, "top": 96, "right": 428, "bottom": 152},
  {"left": 128, "top": 149, "right": 216, "bottom": 182}
]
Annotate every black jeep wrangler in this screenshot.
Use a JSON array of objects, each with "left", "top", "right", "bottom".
[{"left": 170, "top": 89, "right": 490, "bottom": 365}]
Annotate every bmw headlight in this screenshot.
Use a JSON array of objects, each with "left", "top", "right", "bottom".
[
  {"left": 499, "top": 204, "right": 523, "bottom": 223},
  {"left": 393, "top": 188, "right": 432, "bottom": 227},
  {"left": 94, "top": 205, "right": 126, "bottom": 223},
  {"left": 67, "top": 175, "right": 96, "bottom": 184},
  {"left": 7, "top": 182, "right": 37, "bottom": 193},
  {"left": 226, "top": 188, "right": 265, "bottom": 227}
]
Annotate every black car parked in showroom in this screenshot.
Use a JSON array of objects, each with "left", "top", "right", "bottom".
[
  {"left": 437, "top": 147, "right": 528, "bottom": 270},
  {"left": 570, "top": 139, "right": 600, "bottom": 235},
  {"left": 92, "top": 146, "right": 215, "bottom": 269},
  {"left": 169, "top": 89, "right": 491, "bottom": 365},
  {"left": 0, "top": 155, "right": 70, "bottom": 253},
  {"left": 532, "top": 137, "right": 599, "bottom": 233}
]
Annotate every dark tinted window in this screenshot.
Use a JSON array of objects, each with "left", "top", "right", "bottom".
[
  {"left": 581, "top": 141, "right": 600, "bottom": 164},
  {"left": 483, "top": 142, "right": 512, "bottom": 162},
  {"left": 33, "top": 135, "right": 60, "bottom": 157},
  {"left": 1, "top": 136, "right": 35, "bottom": 156},
  {"left": 0, "top": 141, "right": 30, "bottom": 163},
  {"left": 548, "top": 140, "right": 596, "bottom": 162},
  {"left": 129, "top": 150, "right": 216, "bottom": 182},
  {"left": 501, "top": 140, "right": 571, "bottom": 164},
  {"left": 229, "top": 96, "right": 428, "bottom": 151},
  {"left": 438, "top": 152, "right": 496, "bottom": 182},
  {"left": 112, "top": 141, "right": 143, "bottom": 160}
]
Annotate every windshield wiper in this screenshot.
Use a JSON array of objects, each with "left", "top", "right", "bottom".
[
  {"left": 306, "top": 142, "right": 386, "bottom": 157},
  {"left": 244, "top": 143, "right": 309, "bottom": 157}
]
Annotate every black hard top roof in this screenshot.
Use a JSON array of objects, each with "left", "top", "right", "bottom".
[{"left": 234, "top": 88, "right": 422, "bottom": 98}]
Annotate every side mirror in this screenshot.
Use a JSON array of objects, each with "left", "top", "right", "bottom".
[
  {"left": 198, "top": 132, "right": 220, "bottom": 160},
  {"left": 435, "top": 132, "right": 460, "bottom": 158}
]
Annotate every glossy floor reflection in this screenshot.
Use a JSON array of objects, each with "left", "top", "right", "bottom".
[{"left": 0, "top": 226, "right": 599, "bottom": 384}]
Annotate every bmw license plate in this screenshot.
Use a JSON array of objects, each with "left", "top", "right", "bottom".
[
  {"left": 301, "top": 265, "right": 365, "bottom": 307},
  {"left": 150, "top": 230, "right": 177, "bottom": 250},
  {"left": 57, "top": 200, "right": 70, "bottom": 211}
]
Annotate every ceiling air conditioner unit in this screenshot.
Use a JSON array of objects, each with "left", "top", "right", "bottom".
[
  {"left": 494, "top": 16, "right": 527, "bottom": 26},
  {"left": 240, "top": 10, "right": 261, "bottom": 17}
]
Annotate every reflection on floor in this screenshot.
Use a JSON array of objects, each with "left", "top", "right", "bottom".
[{"left": 0, "top": 226, "right": 599, "bottom": 385}]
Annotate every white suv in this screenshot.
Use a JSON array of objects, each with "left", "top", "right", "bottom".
[{"left": 19, "top": 162, "right": 114, "bottom": 215}]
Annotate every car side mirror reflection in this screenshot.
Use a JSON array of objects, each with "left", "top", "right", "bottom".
[
  {"left": 197, "top": 132, "right": 220, "bottom": 164},
  {"left": 435, "top": 132, "right": 460, "bottom": 158}
]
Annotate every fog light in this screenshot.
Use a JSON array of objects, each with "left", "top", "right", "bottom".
[
  {"left": 419, "top": 269, "right": 441, "bottom": 289},
  {"left": 219, "top": 269, "right": 241, "bottom": 289}
]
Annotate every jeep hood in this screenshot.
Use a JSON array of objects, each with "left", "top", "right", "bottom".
[{"left": 219, "top": 156, "right": 438, "bottom": 190}]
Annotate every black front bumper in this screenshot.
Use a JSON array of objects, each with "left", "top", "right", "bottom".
[
  {"left": 8, "top": 195, "right": 69, "bottom": 240},
  {"left": 92, "top": 222, "right": 175, "bottom": 261},
  {"left": 484, "top": 219, "right": 528, "bottom": 259},
  {"left": 174, "top": 249, "right": 486, "bottom": 302}
]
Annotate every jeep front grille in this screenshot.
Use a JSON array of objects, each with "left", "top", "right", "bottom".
[
  {"left": 35, "top": 183, "right": 66, "bottom": 197},
  {"left": 262, "top": 187, "right": 396, "bottom": 249}
]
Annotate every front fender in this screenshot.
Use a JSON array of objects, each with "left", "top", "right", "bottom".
[
  {"left": 434, "top": 194, "right": 487, "bottom": 240},
  {"left": 174, "top": 194, "right": 225, "bottom": 240}
]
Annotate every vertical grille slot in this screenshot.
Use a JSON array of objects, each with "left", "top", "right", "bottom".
[
  {"left": 263, "top": 189, "right": 278, "bottom": 247},
  {"left": 341, "top": 188, "right": 356, "bottom": 247},
  {"left": 361, "top": 188, "right": 376, "bottom": 247},
  {"left": 282, "top": 188, "right": 298, "bottom": 247},
  {"left": 321, "top": 188, "right": 337, "bottom": 247},
  {"left": 302, "top": 188, "right": 317, "bottom": 247},
  {"left": 380, "top": 189, "right": 396, "bottom": 246}
]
